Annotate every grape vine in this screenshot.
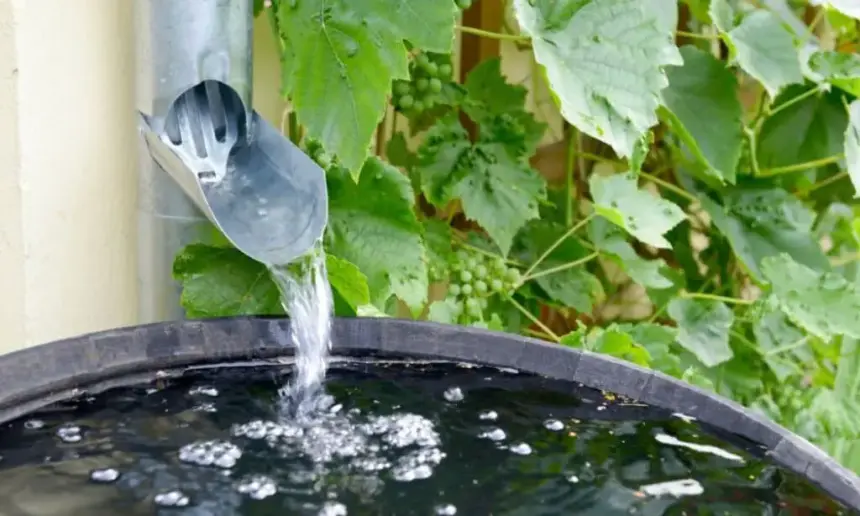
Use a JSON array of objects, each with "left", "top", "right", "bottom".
[{"left": 187, "top": 0, "right": 860, "bottom": 477}]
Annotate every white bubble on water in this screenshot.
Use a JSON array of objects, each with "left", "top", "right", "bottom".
[
  {"left": 319, "top": 501, "right": 347, "bottom": 515},
  {"left": 24, "top": 419, "right": 44, "bottom": 430},
  {"left": 435, "top": 504, "right": 457, "bottom": 515},
  {"left": 189, "top": 385, "right": 219, "bottom": 397},
  {"left": 509, "top": 443, "right": 532, "bottom": 455},
  {"left": 236, "top": 474, "right": 277, "bottom": 500},
  {"left": 89, "top": 468, "right": 120, "bottom": 483},
  {"left": 57, "top": 425, "right": 82, "bottom": 443},
  {"left": 154, "top": 490, "right": 190, "bottom": 507},
  {"left": 443, "top": 387, "right": 464, "bottom": 402},
  {"left": 543, "top": 419, "right": 564, "bottom": 431},
  {"left": 566, "top": 474, "right": 579, "bottom": 483},
  {"left": 478, "top": 428, "right": 506, "bottom": 441},
  {"left": 178, "top": 440, "right": 242, "bottom": 468},
  {"left": 478, "top": 410, "right": 498, "bottom": 421}
]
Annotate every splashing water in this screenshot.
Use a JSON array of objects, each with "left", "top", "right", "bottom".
[{"left": 268, "top": 241, "right": 333, "bottom": 414}]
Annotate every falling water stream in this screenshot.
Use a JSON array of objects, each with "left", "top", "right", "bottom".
[{"left": 267, "top": 241, "right": 334, "bottom": 416}]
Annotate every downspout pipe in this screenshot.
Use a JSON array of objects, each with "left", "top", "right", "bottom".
[{"left": 134, "top": 0, "right": 327, "bottom": 323}]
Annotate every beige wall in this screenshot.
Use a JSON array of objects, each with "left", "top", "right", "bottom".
[{"left": 0, "top": 1, "right": 138, "bottom": 353}]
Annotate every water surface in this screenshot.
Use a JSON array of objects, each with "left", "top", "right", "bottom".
[{"left": 0, "top": 362, "right": 847, "bottom": 515}]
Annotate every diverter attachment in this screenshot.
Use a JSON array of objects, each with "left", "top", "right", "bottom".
[{"left": 139, "top": 80, "right": 328, "bottom": 267}]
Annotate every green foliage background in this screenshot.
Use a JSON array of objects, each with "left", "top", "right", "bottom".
[{"left": 178, "top": 0, "right": 860, "bottom": 473}]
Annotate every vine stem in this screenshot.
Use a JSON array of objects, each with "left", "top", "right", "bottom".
[
  {"left": 766, "top": 85, "right": 824, "bottom": 118},
  {"left": 565, "top": 127, "right": 577, "bottom": 226},
  {"left": 521, "top": 252, "right": 599, "bottom": 282},
  {"left": 456, "top": 25, "right": 530, "bottom": 43},
  {"left": 797, "top": 171, "right": 849, "bottom": 198},
  {"left": 639, "top": 171, "right": 698, "bottom": 204},
  {"left": 676, "top": 30, "right": 718, "bottom": 40},
  {"left": 523, "top": 213, "right": 595, "bottom": 278},
  {"left": 508, "top": 297, "right": 560, "bottom": 342},
  {"left": 758, "top": 154, "right": 844, "bottom": 177},
  {"left": 679, "top": 291, "right": 754, "bottom": 305}
]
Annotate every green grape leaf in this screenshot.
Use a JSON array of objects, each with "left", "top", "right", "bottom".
[
  {"left": 761, "top": 254, "right": 860, "bottom": 341},
  {"left": 561, "top": 325, "right": 651, "bottom": 367},
  {"left": 514, "top": 221, "right": 603, "bottom": 312},
  {"left": 326, "top": 157, "right": 428, "bottom": 311},
  {"left": 845, "top": 99, "right": 860, "bottom": 197},
  {"left": 697, "top": 186, "right": 829, "bottom": 282},
  {"left": 278, "top": 0, "right": 457, "bottom": 176},
  {"left": 708, "top": 0, "right": 735, "bottom": 32},
  {"left": 667, "top": 297, "right": 735, "bottom": 367},
  {"left": 386, "top": 132, "right": 417, "bottom": 170},
  {"left": 427, "top": 298, "right": 459, "bottom": 325},
  {"left": 826, "top": 0, "right": 860, "bottom": 20},
  {"left": 618, "top": 322, "right": 681, "bottom": 374},
  {"left": 760, "top": 0, "right": 811, "bottom": 38},
  {"left": 589, "top": 218, "right": 673, "bottom": 288},
  {"left": 172, "top": 244, "right": 283, "bottom": 318},
  {"left": 418, "top": 116, "right": 547, "bottom": 255},
  {"left": 512, "top": 0, "right": 681, "bottom": 158},
  {"left": 660, "top": 46, "right": 744, "bottom": 183},
  {"left": 463, "top": 58, "right": 546, "bottom": 158},
  {"left": 590, "top": 173, "right": 686, "bottom": 249},
  {"left": 326, "top": 255, "right": 371, "bottom": 310},
  {"left": 757, "top": 86, "right": 849, "bottom": 174},
  {"left": 724, "top": 10, "right": 803, "bottom": 98},
  {"left": 807, "top": 51, "right": 860, "bottom": 97},
  {"left": 463, "top": 57, "right": 528, "bottom": 120},
  {"left": 423, "top": 219, "right": 455, "bottom": 267},
  {"left": 752, "top": 309, "right": 806, "bottom": 381}
]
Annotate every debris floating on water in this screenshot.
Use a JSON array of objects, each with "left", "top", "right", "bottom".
[
  {"left": 89, "top": 468, "right": 120, "bottom": 483},
  {"left": 443, "top": 386, "right": 464, "bottom": 402}
]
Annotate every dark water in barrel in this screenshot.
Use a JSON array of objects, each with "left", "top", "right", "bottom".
[{"left": 0, "top": 361, "right": 848, "bottom": 515}]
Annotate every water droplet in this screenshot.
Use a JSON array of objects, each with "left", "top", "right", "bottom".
[
  {"left": 343, "top": 37, "right": 359, "bottom": 58},
  {"left": 567, "top": 474, "right": 579, "bottom": 483},
  {"left": 443, "top": 386, "right": 464, "bottom": 402}
]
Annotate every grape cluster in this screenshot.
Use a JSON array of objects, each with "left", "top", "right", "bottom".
[
  {"left": 391, "top": 52, "right": 453, "bottom": 115},
  {"left": 445, "top": 248, "right": 521, "bottom": 322}
]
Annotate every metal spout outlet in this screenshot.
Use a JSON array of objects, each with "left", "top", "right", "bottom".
[{"left": 135, "top": 0, "right": 328, "bottom": 322}]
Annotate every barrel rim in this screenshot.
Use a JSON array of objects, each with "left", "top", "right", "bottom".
[{"left": 0, "top": 316, "right": 857, "bottom": 511}]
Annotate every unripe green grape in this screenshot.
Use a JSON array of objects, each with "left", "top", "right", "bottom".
[
  {"left": 413, "top": 99, "right": 425, "bottom": 111},
  {"left": 425, "top": 62, "right": 439, "bottom": 77},
  {"left": 465, "top": 257, "right": 479, "bottom": 271},
  {"left": 398, "top": 94, "right": 414, "bottom": 109},
  {"left": 416, "top": 53, "right": 431, "bottom": 68},
  {"left": 456, "top": 250, "right": 469, "bottom": 261},
  {"left": 393, "top": 81, "right": 410, "bottom": 96},
  {"left": 492, "top": 257, "right": 506, "bottom": 271},
  {"left": 460, "top": 270, "right": 473, "bottom": 283},
  {"left": 449, "top": 283, "right": 461, "bottom": 296},
  {"left": 475, "top": 280, "right": 488, "bottom": 294},
  {"left": 505, "top": 267, "right": 521, "bottom": 283},
  {"left": 457, "top": 0, "right": 473, "bottom": 9},
  {"left": 429, "top": 78, "right": 443, "bottom": 93},
  {"left": 490, "top": 278, "right": 503, "bottom": 292},
  {"left": 416, "top": 78, "right": 429, "bottom": 92},
  {"left": 465, "top": 298, "right": 481, "bottom": 315},
  {"left": 438, "top": 64, "right": 452, "bottom": 78},
  {"left": 461, "top": 284, "right": 473, "bottom": 296},
  {"left": 474, "top": 264, "right": 488, "bottom": 279}
]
